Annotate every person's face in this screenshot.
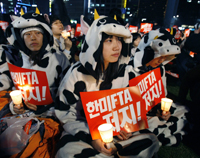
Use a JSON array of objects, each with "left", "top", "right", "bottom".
[
  {"left": 133, "top": 37, "right": 141, "bottom": 47},
  {"left": 102, "top": 35, "right": 122, "bottom": 69},
  {"left": 24, "top": 30, "right": 43, "bottom": 53},
  {"left": 51, "top": 20, "right": 64, "bottom": 36},
  {"left": 146, "top": 56, "right": 167, "bottom": 68}
]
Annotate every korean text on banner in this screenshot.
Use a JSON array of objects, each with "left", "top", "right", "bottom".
[
  {"left": 7, "top": 62, "right": 53, "bottom": 105},
  {"left": 80, "top": 86, "right": 148, "bottom": 140},
  {"left": 140, "top": 23, "right": 153, "bottom": 34},
  {"left": 129, "top": 67, "right": 165, "bottom": 112}
]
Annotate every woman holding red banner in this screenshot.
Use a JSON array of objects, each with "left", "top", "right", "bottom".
[
  {"left": 131, "top": 28, "right": 189, "bottom": 147},
  {"left": 0, "top": 12, "right": 70, "bottom": 116},
  {"left": 55, "top": 13, "right": 160, "bottom": 158}
]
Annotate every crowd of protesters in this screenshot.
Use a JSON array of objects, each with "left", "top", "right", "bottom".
[{"left": 0, "top": 6, "right": 199, "bottom": 158}]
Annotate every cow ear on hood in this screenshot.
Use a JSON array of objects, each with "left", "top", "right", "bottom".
[
  {"left": 80, "top": 15, "right": 90, "bottom": 35},
  {"left": 10, "top": 15, "right": 19, "bottom": 22},
  {"left": 125, "top": 23, "right": 129, "bottom": 29},
  {"left": 44, "top": 14, "right": 50, "bottom": 24}
]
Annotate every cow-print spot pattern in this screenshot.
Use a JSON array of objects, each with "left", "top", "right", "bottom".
[
  {"left": 63, "top": 89, "right": 78, "bottom": 105},
  {"left": 0, "top": 51, "right": 5, "bottom": 65},
  {"left": 157, "top": 134, "right": 170, "bottom": 146},
  {"left": 58, "top": 100, "right": 70, "bottom": 111},
  {"left": 37, "top": 57, "right": 49, "bottom": 68},
  {"left": 128, "top": 71, "right": 136, "bottom": 80},
  {"left": 142, "top": 46, "right": 155, "bottom": 65},
  {"left": 81, "top": 41, "right": 89, "bottom": 53},
  {"left": 77, "top": 65, "right": 90, "bottom": 75},
  {"left": 73, "top": 81, "right": 86, "bottom": 97},
  {"left": 144, "top": 34, "right": 149, "bottom": 44},
  {"left": 118, "top": 138, "right": 153, "bottom": 156}
]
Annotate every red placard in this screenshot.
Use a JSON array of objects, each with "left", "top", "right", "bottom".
[
  {"left": 75, "top": 23, "right": 82, "bottom": 37},
  {"left": 0, "top": 21, "right": 9, "bottom": 31},
  {"left": 7, "top": 63, "right": 53, "bottom": 105},
  {"left": 129, "top": 25, "right": 138, "bottom": 33},
  {"left": 184, "top": 29, "right": 190, "bottom": 37},
  {"left": 140, "top": 23, "right": 153, "bottom": 34},
  {"left": 129, "top": 68, "right": 165, "bottom": 112},
  {"left": 175, "top": 29, "right": 181, "bottom": 40},
  {"left": 80, "top": 86, "right": 148, "bottom": 140}
]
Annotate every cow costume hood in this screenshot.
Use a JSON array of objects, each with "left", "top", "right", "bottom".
[
  {"left": 133, "top": 28, "right": 180, "bottom": 69},
  {"left": 5, "top": 13, "right": 53, "bottom": 59},
  {"left": 79, "top": 15, "right": 132, "bottom": 79}
]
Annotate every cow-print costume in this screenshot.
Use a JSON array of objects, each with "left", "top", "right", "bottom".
[
  {"left": 129, "top": 28, "right": 188, "bottom": 147},
  {"left": 55, "top": 16, "right": 159, "bottom": 158},
  {"left": 0, "top": 13, "right": 70, "bottom": 115}
]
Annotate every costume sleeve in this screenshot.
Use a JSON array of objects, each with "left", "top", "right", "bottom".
[
  {"left": 0, "top": 46, "right": 13, "bottom": 91},
  {"left": 55, "top": 64, "right": 92, "bottom": 143}
]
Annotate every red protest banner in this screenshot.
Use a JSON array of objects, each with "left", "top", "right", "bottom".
[
  {"left": 0, "top": 21, "right": 9, "bottom": 31},
  {"left": 129, "top": 68, "right": 165, "bottom": 112},
  {"left": 7, "top": 63, "right": 53, "bottom": 105},
  {"left": 129, "top": 25, "right": 138, "bottom": 33},
  {"left": 80, "top": 86, "right": 148, "bottom": 140},
  {"left": 75, "top": 23, "right": 82, "bottom": 37},
  {"left": 184, "top": 29, "right": 190, "bottom": 37},
  {"left": 175, "top": 29, "right": 181, "bottom": 40},
  {"left": 140, "top": 23, "right": 153, "bottom": 34}
]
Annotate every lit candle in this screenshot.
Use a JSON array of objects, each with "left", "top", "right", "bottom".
[
  {"left": 98, "top": 123, "right": 113, "bottom": 149},
  {"left": 161, "top": 98, "right": 173, "bottom": 114},
  {"left": 10, "top": 90, "right": 22, "bottom": 107},
  {"left": 61, "top": 30, "right": 70, "bottom": 39}
]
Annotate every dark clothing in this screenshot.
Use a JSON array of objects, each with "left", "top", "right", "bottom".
[{"left": 178, "top": 64, "right": 200, "bottom": 105}]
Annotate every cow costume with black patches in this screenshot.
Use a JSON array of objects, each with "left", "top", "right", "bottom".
[
  {"left": 130, "top": 28, "right": 180, "bottom": 94},
  {"left": 55, "top": 15, "right": 159, "bottom": 158},
  {"left": 130, "top": 28, "right": 188, "bottom": 147},
  {"left": 0, "top": 13, "right": 70, "bottom": 115}
]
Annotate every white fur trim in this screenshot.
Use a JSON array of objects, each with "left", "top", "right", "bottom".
[{"left": 21, "top": 27, "right": 43, "bottom": 38}]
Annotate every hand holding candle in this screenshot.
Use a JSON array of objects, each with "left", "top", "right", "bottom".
[
  {"left": 61, "top": 30, "right": 70, "bottom": 39},
  {"left": 10, "top": 90, "right": 24, "bottom": 114},
  {"left": 98, "top": 123, "right": 113, "bottom": 149},
  {"left": 161, "top": 98, "right": 173, "bottom": 114},
  {"left": 10, "top": 90, "right": 22, "bottom": 107}
]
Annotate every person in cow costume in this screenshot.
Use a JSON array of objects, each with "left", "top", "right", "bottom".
[
  {"left": 54, "top": 14, "right": 160, "bottom": 158},
  {"left": 130, "top": 28, "right": 189, "bottom": 147},
  {"left": 0, "top": 12, "right": 70, "bottom": 116}
]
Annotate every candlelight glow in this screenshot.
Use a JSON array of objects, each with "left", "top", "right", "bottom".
[
  {"left": 10, "top": 90, "right": 22, "bottom": 105},
  {"left": 23, "top": 85, "right": 30, "bottom": 91},
  {"left": 161, "top": 98, "right": 173, "bottom": 113},
  {"left": 61, "top": 30, "right": 70, "bottom": 39},
  {"left": 98, "top": 123, "right": 113, "bottom": 143}
]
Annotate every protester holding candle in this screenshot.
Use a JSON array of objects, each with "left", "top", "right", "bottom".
[
  {"left": 55, "top": 14, "right": 159, "bottom": 158},
  {"left": 46, "top": 15, "right": 75, "bottom": 64},
  {"left": 130, "top": 28, "right": 188, "bottom": 146},
  {"left": 0, "top": 12, "right": 70, "bottom": 116}
]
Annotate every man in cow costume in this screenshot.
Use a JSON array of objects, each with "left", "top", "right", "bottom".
[
  {"left": 55, "top": 14, "right": 160, "bottom": 158},
  {"left": 130, "top": 28, "right": 188, "bottom": 147},
  {"left": 0, "top": 12, "right": 70, "bottom": 116}
]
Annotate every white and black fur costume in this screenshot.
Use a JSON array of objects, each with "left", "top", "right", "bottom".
[
  {"left": 55, "top": 16, "right": 159, "bottom": 158},
  {"left": 0, "top": 13, "right": 70, "bottom": 115},
  {"left": 129, "top": 28, "right": 188, "bottom": 147}
]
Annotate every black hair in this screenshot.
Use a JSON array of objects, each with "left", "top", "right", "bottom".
[
  {"left": 95, "top": 32, "right": 122, "bottom": 89},
  {"left": 131, "top": 33, "right": 141, "bottom": 47},
  {"left": 49, "top": 15, "right": 62, "bottom": 26}
]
